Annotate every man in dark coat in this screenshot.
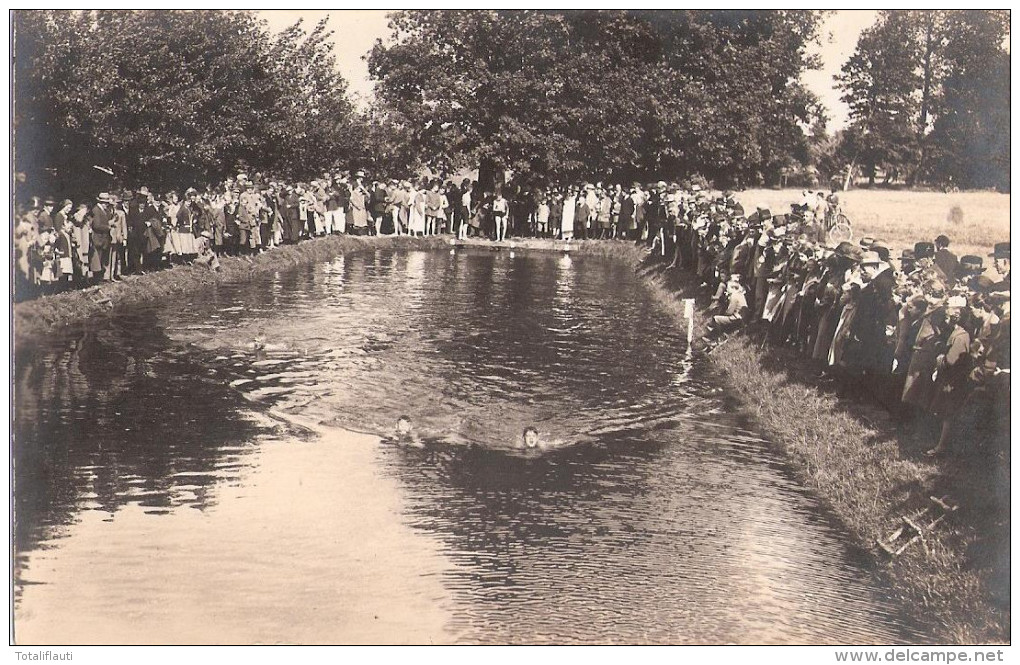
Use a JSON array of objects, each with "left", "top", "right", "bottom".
[
  {"left": 127, "top": 187, "right": 158, "bottom": 273},
  {"left": 933, "top": 234, "right": 959, "bottom": 284},
  {"left": 90, "top": 193, "right": 114, "bottom": 281},
  {"left": 37, "top": 199, "right": 55, "bottom": 233},
  {"left": 847, "top": 252, "right": 899, "bottom": 404},
  {"left": 283, "top": 187, "right": 302, "bottom": 243}
]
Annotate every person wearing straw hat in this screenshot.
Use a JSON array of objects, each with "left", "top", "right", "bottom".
[
  {"left": 89, "top": 193, "right": 114, "bottom": 282},
  {"left": 704, "top": 278, "right": 748, "bottom": 339},
  {"left": 847, "top": 249, "right": 899, "bottom": 399}
]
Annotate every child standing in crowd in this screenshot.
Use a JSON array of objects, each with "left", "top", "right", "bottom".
[
  {"left": 492, "top": 190, "right": 509, "bottom": 242},
  {"left": 536, "top": 195, "right": 550, "bottom": 238},
  {"left": 459, "top": 180, "right": 473, "bottom": 241}
]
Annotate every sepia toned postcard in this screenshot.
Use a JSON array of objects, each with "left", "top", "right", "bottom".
[{"left": 9, "top": 9, "right": 1010, "bottom": 655}]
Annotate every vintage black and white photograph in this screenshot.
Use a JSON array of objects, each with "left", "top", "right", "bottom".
[{"left": 9, "top": 9, "right": 1010, "bottom": 650}]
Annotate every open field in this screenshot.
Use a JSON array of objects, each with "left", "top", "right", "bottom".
[{"left": 735, "top": 189, "right": 1010, "bottom": 260}]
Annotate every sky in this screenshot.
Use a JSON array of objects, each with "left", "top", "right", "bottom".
[{"left": 259, "top": 9, "right": 879, "bottom": 130}]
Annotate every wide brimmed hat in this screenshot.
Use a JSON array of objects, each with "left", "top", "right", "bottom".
[
  {"left": 914, "top": 241, "right": 935, "bottom": 259},
  {"left": 960, "top": 255, "right": 985, "bottom": 273},
  {"left": 861, "top": 250, "right": 884, "bottom": 266},
  {"left": 97, "top": 192, "right": 112, "bottom": 203},
  {"left": 989, "top": 242, "right": 1010, "bottom": 259},
  {"left": 833, "top": 241, "right": 857, "bottom": 260},
  {"left": 870, "top": 242, "right": 891, "bottom": 262}
]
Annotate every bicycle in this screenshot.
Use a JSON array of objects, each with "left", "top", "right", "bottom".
[{"left": 825, "top": 207, "right": 853, "bottom": 244}]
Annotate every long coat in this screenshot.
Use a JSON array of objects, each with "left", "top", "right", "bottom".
[
  {"left": 349, "top": 188, "right": 369, "bottom": 228},
  {"left": 901, "top": 306, "right": 946, "bottom": 409},
  {"left": 283, "top": 193, "right": 302, "bottom": 241},
  {"left": 844, "top": 268, "right": 897, "bottom": 372},
  {"left": 929, "top": 325, "right": 972, "bottom": 418},
  {"left": 618, "top": 195, "right": 635, "bottom": 231},
  {"left": 90, "top": 204, "right": 112, "bottom": 248}
]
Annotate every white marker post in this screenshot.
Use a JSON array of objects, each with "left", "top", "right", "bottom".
[{"left": 683, "top": 298, "right": 695, "bottom": 350}]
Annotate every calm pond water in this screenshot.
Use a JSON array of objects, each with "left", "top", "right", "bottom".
[{"left": 13, "top": 248, "right": 929, "bottom": 644}]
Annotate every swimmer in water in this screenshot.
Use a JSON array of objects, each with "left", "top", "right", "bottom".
[
  {"left": 393, "top": 415, "right": 424, "bottom": 448},
  {"left": 522, "top": 426, "right": 541, "bottom": 449}
]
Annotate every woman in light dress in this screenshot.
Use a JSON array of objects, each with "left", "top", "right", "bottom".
[
  {"left": 409, "top": 181, "right": 427, "bottom": 236},
  {"left": 348, "top": 182, "right": 369, "bottom": 233},
  {"left": 165, "top": 190, "right": 197, "bottom": 258},
  {"left": 560, "top": 187, "right": 576, "bottom": 241}
]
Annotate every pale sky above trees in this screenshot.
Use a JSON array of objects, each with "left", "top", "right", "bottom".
[{"left": 259, "top": 9, "right": 880, "bottom": 129}]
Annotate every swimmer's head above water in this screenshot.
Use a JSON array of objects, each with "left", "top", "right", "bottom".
[
  {"left": 396, "top": 415, "right": 413, "bottom": 437},
  {"left": 522, "top": 426, "right": 540, "bottom": 449}
]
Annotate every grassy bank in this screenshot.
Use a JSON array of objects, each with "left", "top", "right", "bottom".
[{"left": 631, "top": 253, "right": 1008, "bottom": 644}]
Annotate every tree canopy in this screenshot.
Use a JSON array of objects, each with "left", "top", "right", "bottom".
[
  {"left": 15, "top": 10, "right": 1008, "bottom": 195},
  {"left": 835, "top": 10, "right": 1009, "bottom": 190},
  {"left": 368, "top": 10, "right": 827, "bottom": 187},
  {"left": 13, "top": 10, "right": 366, "bottom": 196}
]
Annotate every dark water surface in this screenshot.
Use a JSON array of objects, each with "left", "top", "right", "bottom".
[{"left": 13, "top": 248, "right": 929, "bottom": 644}]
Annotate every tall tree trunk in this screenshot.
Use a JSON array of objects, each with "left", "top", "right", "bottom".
[
  {"left": 477, "top": 156, "right": 501, "bottom": 195},
  {"left": 912, "top": 10, "right": 938, "bottom": 186}
]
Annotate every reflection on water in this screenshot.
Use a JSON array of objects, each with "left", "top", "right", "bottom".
[{"left": 14, "top": 249, "right": 930, "bottom": 644}]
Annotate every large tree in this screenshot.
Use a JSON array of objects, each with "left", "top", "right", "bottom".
[
  {"left": 925, "top": 10, "right": 1010, "bottom": 190},
  {"left": 835, "top": 11, "right": 922, "bottom": 186},
  {"left": 835, "top": 10, "right": 1009, "bottom": 189},
  {"left": 13, "top": 10, "right": 363, "bottom": 197},
  {"left": 367, "top": 10, "right": 825, "bottom": 187}
]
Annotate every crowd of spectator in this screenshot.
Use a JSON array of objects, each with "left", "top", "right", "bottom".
[
  {"left": 14, "top": 170, "right": 473, "bottom": 301},
  {"left": 14, "top": 172, "right": 841, "bottom": 303},
  {"left": 664, "top": 187, "right": 1010, "bottom": 459},
  {"left": 13, "top": 171, "right": 1010, "bottom": 458}
]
